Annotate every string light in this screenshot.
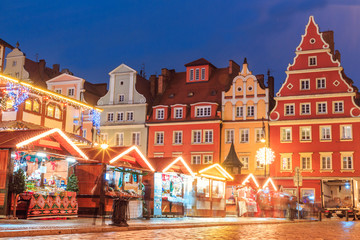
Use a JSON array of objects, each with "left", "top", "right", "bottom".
[
  {"left": 91, "top": 109, "right": 101, "bottom": 129},
  {"left": 1, "top": 82, "right": 29, "bottom": 111}
]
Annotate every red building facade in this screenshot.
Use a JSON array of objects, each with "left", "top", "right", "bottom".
[
  {"left": 269, "top": 16, "right": 360, "bottom": 203},
  {"left": 147, "top": 58, "right": 239, "bottom": 170}
]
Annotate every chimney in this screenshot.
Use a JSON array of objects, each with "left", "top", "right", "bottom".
[
  {"left": 149, "top": 75, "right": 158, "bottom": 97},
  {"left": 39, "top": 59, "right": 46, "bottom": 79},
  {"left": 157, "top": 68, "right": 170, "bottom": 95},
  {"left": 53, "top": 64, "right": 60, "bottom": 73},
  {"left": 322, "top": 31, "right": 334, "bottom": 55},
  {"left": 229, "top": 60, "right": 240, "bottom": 76}
]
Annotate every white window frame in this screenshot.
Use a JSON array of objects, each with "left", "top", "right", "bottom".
[
  {"left": 317, "top": 102, "right": 327, "bottom": 114},
  {"left": 117, "top": 112, "right": 124, "bottom": 121},
  {"left": 107, "top": 112, "right": 114, "bottom": 122},
  {"left": 340, "top": 125, "right": 352, "bottom": 140},
  {"left": 118, "top": 94, "right": 125, "bottom": 102},
  {"left": 196, "top": 106, "right": 211, "bottom": 117},
  {"left": 100, "top": 133, "right": 108, "bottom": 144},
  {"left": 191, "top": 155, "right": 201, "bottom": 165},
  {"left": 284, "top": 104, "right": 295, "bottom": 116},
  {"left": 203, "top": 155, "right": 213, "bottom": 164},
  {"left": 255, "top": 128, "right": 264, "bottom": 143},
  {"left": 256, "top": 158, "right": 264, "bottom": 169},
  {"left": 341, "top": 152, "right": 354, "bottom": 170},
  {"left": 126, "top": 111, "right": 134, "bottom": 121},
  {"left": 280, "top": 153, "right": 292, "bottom": 171},
  {"left": 300, "top": 79, "right": 310, "bottom": 90},
  {"left": 116, "top": 132, "right": 124, "bottom": 146},
  {"left": 132, "top": 132, "right": 140, "bottom": 146},
  {"left": 247, "top": 106, "right": 254, "bottom": 117},
  {"left": 320, "top": 126, "right": 331, "bottom": 141},
  {"left": 239, "top": 129, "right": 249, "bottom": 143},
  {"left": 203, "top": 130, "right": 213, "bottom": 143},
  {"left": 174, "top": 107, "right": 183, "bottom": 119},
  {"left": 189, "top": 69, "right": 194, "bottom": 81},
  {"left": 55, "top": 88, "right": 62, "bottom": 94},
  {"left": 320, "top": 152, "right": 332, "bottom": 170},
  {"left": 173, "top": 131, "right": 183, "bottom": 145},
  {"left": 300, "top": 126, "right": 312, "bottom": 142},
  {"left": 154, "top": 153, "right": 164, "bottom": 158},
  {"left": 300, "top": 153, "right": 312, "bottom": 171},
  {"left": 155, "top": 131, "right": 164, "bottom": 145},
  {"left": 308, "top": 56, "right": 317, "bottom": 66},
  {"left": 316, "top": 78, "right": 326, "bottom": 89},
  {"left": 300, "top": 103, "right": 311, "bottom": 115},
  {"left": 280, "top": 127, "right": 292, "bottom": 142},
  {"left": 240, "top": 156, "right": 249, "bottom": 169},
  {"left": 156, "top": 108, "right": 165, "bottom": 120},
  {"left": 192, "top": 130, "right": 202, "bottom": 144},
  {"left": 195, "top": 68, "right": 200, "bottom": 80},
  {"left": 225, "top": 129, "right": 234, "bottom": 143},
  {"left": 333, "top": 101, "right": 344, "bottom": 114},
  {"left": 201, "top": 68, "right": 205, "bottom": 80},
  {"left": 67, "top": 88, "right": 75, "bottom": 97},
  {"left": 236, "top": 106, "right": 243, "bottom": 118}
]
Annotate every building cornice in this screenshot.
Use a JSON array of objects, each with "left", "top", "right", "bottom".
[
  {"left": 285, "top": 66, "right": 343, "bottom": 75},
  {"left": 274, "top": 92, "right": 355, "bottom": 101},
  {"left": 269, "top": 117, "right": 360, "bottom": 126},
  {"left": 146, "top": 120, "right": 222, "bottom": 126}
]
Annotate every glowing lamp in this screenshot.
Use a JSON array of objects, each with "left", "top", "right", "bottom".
[
  {"left": 101, "top": 143, "right": 109, "bottom": 150},
  {"left": 36, "top": 152, "right": 47, "bottom": 158},
  {"left": 66, "top": 157, "right": 76, "bottom": 163}
]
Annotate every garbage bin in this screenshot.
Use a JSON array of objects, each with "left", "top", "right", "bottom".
[{"left": 111, "top": 198, "right": 129, "bottom": 227}]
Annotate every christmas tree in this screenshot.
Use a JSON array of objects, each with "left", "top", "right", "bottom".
[
  {"left": 66, "top": 174, "right": 79, "bottom": 193},
  {"left": 10, "top": 169, "right": 26, "bottom": 194}
]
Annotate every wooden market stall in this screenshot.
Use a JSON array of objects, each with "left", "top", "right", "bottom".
[
  {"left": 0, "top": 128, "right": 89, "bottom": 219},
  {"left": 76, "top": 146, "right": 155, "bottom": 219},
  {"left": 147, "top": 156, "right": 196, "bottom": 217},
  {"left": 194, "top": 164, "right": 233, "bottom": 217}
]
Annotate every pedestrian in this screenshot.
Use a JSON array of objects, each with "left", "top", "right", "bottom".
[
  {"left": 91, "top": 164, "right": 107, "bottom": 225},
  {"left": 143, "top": 179, "right": 151, "bottom": 220}
]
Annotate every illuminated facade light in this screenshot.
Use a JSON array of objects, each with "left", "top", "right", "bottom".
[
  {"left": 255, "top": 147, "right": 275, "bottom": 165},
  {"left": 100, "top": 143, "right": 109, "bottom": 150}
]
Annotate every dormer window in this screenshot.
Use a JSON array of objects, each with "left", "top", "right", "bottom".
[
  {"left": 174, "top": 108, "right": 183, "bottom": 119},
  {"left": 156, "top": 109, "right": 165, "bottom": 119},
  {"left": 189, "top": 69, "right": 194, "bottom": 81},
  {"left": 201, "top": 68, "right": 205, "bottom": 80},
  {"left": 195, "top": 69, "right": 200, "bottom": 80},
  {"left": 196, "top": 106, "right": 211, "bottom": 117},
  {"left": 308, "top": 56, "right": 317, "bottom": 66}
]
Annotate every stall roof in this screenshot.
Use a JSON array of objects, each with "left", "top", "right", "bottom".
[
  {"left": 263, "top": 177, "right": 277, "bottom": 191},
  {"left": 149, "top": 157, "right": 195, "bottom": 177},
  {"left": 241, "top": 173, "right": 260, "bottom": 188},
  {"left": 0, "top": 128, "right": 88, "bottom": 159},
  {"left": 82, "top": 146, "right": 155, "bottom": 172},
  {"left": 198, "top": 164, "right": 233, "bottom": 181}
]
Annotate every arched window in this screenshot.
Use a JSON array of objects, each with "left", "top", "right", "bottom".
[
  {"left": 33, "top": 99, "right": 40, "bottom": 113},
  {"left": 47, "top": 104, "right": 54, "bottom": 118},
  {"left": 25, "top": 99, "right": 32, "bottom": 111},
  {"left": 54, "top": 106, "right": 62, "bottom": 119}
]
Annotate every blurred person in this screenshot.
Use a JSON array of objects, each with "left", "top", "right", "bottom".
[{"left": 143, "top": 179, "right": 151, "bottom": 220}]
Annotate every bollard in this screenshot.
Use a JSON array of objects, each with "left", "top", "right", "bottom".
[{"left": 318, "top": 211, "right": 322, "bottom": 221}]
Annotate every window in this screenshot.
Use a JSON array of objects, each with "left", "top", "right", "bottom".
[
  {"left": 247, "top": 106, "right": 254, "bottom": 117},
  {"left": 301, "top": 189, "right": 315, "bottom": 204},
  {"left": 192, "top": 155, "right": 201, "bottom": 165},
  {"left": 15, "top": 72, "right": 19, "bottom": 78},
  {"left": 132, "top": 132, "right": 140, "bottom": 146},
  {"left": 281, "top": 127, "right": 292, "bottom": 142},
  {"left": 341, "top": 125, "right": 352, "bottom": 140},
  {"left": 156, "top": 109, "right": 164, "bottom": 119},
  {"left": 83, "top": 129, "right": 87, "bottom": 138},
  {"left": 317, "top": 78, "right": 326, "bottom": 89},
  {"left": 342, "top": 154, "right": 353, "bottom": 170},
  {"left": 25, "top": 99, "right": 32, "bottom": 111},
  {"left": 240, "top": 129, "right": 249, "bottom": 143},
  {"left": 68, "top": 88, "right": 75, "bottom": 97},
  {"left": 201, "top": 68, "right": 205, "bottom": 80},
  {"left": 47, "top": 105, "right": 55, "bottom": 118},
  {"left": 308, "top": 56, "right": 317, "bottom": 66},
  {"left": 55, "top": 89, "right": 62, "bottom": 94},
  {"left": 281, "top": 154, "right": 292, "bottom": 171},
  {"left": 256, "top": 158, "right": 264, "bottom": 169},
  {"left": 240, "top": 156, "right": 249, "bottom": 169},
  {"left": 300, "top": 154, "right": 312, "bottom": 170},
  {"left": 236, "top": 106, "right": 243, "bottom": 117},
  {"left": 225, "top": 129, "right": 234, "bottom": 143},
  {"left": 300, "top": 79, "right": 310, "bottom": 90},
  {"left": 107, "top": 112, "right": 114, "bottom": 122},
  {"left": 173, "top": 131, "right": 182, "bottom": 144},
  {"left": 300, "top": 126, "right": 311, "bottom": 141},
  {"left": 320, "top": 126, "right": 331, "bottom": 140},
  {"left": 192, "top": 130, "right": 201, "bottom": 144},
  {"left": 203, "top": 155, "right": 213, "bottom": 164},
  {"left": 333, "top": 101, "right": 344, "bottom": 113},
  {"left": 195, "top": 68, "right": 200, "bottom": 80},
  {"left": 126, "top": 111, "right": 134, "bottom": 121},
  {"left": 12, "top": 60, "right": 17, "bottom": 66},
  {"left": 174, "top": 108, "right": 183, "bottom": 119},
  {"left": 118, "top": 94, "right": 125, "bottom": 102},
  {"left": 255, "top": 128, "right": 264, "bottom": 143},
  {"left": 155, "top": 132, "right": 164, "bottom": 145},
  {"left": 189, "top": 69, "right": 194, "bottom": 81},
  {"left": 320, "top": 153, "right": 332, "bottom": 170},
  {"left": 54, "top": 106, "right": 61, "bottom": 119},
  {"left": 196, "top": 106, "right": 211, "bottom": 117},
  {"left": 100, "top": 133, "right": 108, "bottom": 143},
  {"left": 5, "top": 99, "right": 14, "bottom": 110},
  {"left": 154, "top": 153, "right": 164, "bottom": 158},
  {"left": 204, "top": 130, "right": 213, "bottom": 143},
  {"left": 285, "top": 104, "right": 295, "bottom": 116},
  {"left": 116, "top": 133, "right": 124, "bottom": 146},
  {"left": 117, "top": 112, "right": 124, "bottom": 121},
  {"left": 317, "top": 102, "right": 327, "bottom": 114},
  {"left": 300, "top": 103, "right": 310, "bottom": 115}
]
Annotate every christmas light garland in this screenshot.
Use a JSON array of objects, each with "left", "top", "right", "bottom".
[{"left": 1, "top": 82, "right": 29, "bottom": 111}]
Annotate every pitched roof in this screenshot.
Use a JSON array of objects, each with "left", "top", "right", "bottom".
[
  {"left": 0, "top": 39, "right": 14, "bottom": 49},
  {"left": 221, "top": 142, "right": 243, "bottom": 168},
  {"left": 135, "top": 74, "right": 153, "bottom": 105},
  {"left": 184, "top": 58, "right": 215, "bottom": 68},
  {"left": 24, "top": 59, "right": 61, "bottom": 88}
]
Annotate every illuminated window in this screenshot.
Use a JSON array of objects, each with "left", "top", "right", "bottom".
[
  {"left": 256, "top": 158, "right": 264, "bottom": 169},
  {"left": 240, "top": 129, "right": 249, "bottom": 143},
  {"left": 341, "top": 152, "right": 353, "bottom": 170},
  {"left": 255, "top": 128, "right": 265, "bottom": 143},
  {"left": 100, "top": 133, "right": 108, "bottom": 143},
  {"left": 281, "top": 127, "right": 292, "bottom": 142},
  {"left": 341, "top": 125, "right": 352, "bottom": 140},
  {"left": 25, "top": 99, "right": 32, "bottom": 111},
  {"left": 47, "top": 105, "right": 54, "bottom": 117},
  {"left": 54, "top": 106, "right": 61, "bottom": 119},
  {"left": 116, "top": 133, "right": 124, "bottom": 146},
  {"left": 280, "top": 154, "right": 292, "bottom": 171},
  {"left": 300, "top": 126, "right": 311, "bottom": 141},
  {"left": 5, "top": 99, "right": 14, "bottom": 110},
  {"left": 203, "top": 155, "right": 213, "bottom": 164},
  {"left": 320, "top": 126, "right": 331, "bottom": 140},
  {"left": 33, "top": 100, "right": 40, "bottom": 113}
]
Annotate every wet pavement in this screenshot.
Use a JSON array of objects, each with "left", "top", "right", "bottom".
[{"left": 5, "top": 219, "right": 359, "bottom": 240}]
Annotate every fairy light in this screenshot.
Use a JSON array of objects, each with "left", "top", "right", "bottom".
[
  {"left": 241, "top": 173, "right": 260, "bottom": 188},
  {"left": 200, "top": 173, "right": 226, "bottom": 181},
  {"left": 255, "top": 147, "right": 275, "bottom": 165},
  {"left": 162, "top": 156, "right": 195, "bottom": 177},
  {"left": 198, "top": 163, "right": 233, "bottom": 180},
  {"left": 263, "top": 177, "right": 277, "bottom": 191}
]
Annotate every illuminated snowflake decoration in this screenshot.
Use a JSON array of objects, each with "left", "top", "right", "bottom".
[{"left": 255, "top": 147, "right": 275, "bottom": 165}]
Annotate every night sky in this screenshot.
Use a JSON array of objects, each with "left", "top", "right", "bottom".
[{"left": 1, "top": 0, "right": 360, "bottom": 92}]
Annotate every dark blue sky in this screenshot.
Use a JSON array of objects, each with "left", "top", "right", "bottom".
[{"left": 1, "top": 0, "right": 360, "bottom": 91}]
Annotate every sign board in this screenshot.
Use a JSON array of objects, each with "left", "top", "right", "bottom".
[{"left": 293, "top": 167, "right": 302, "bottom": 187}]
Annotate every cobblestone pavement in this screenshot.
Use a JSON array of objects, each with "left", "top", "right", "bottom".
[{"left": 7, "top": 220, "right": 360, "bottom": 240}]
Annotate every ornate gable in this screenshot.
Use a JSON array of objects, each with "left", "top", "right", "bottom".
[{"left": 296, "top": 16, "right": 329, "bottom": 52}]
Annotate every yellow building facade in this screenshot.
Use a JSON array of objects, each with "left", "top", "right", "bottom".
[{"left": 221, "top": 59, "right": 273, "bottom": 176}]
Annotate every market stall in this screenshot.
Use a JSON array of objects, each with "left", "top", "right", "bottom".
[
  {"left": 76, "top": 146, "right": 155, "bottom": 219},
  {"left": 0, "top": 128, "right": 89, "bottom": 219},
  {"left": 149, "top": 156, "right": 195, "bottom": 217},
  {"left": 195, "top": 164, "right": 233, "bottom": 217}
]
